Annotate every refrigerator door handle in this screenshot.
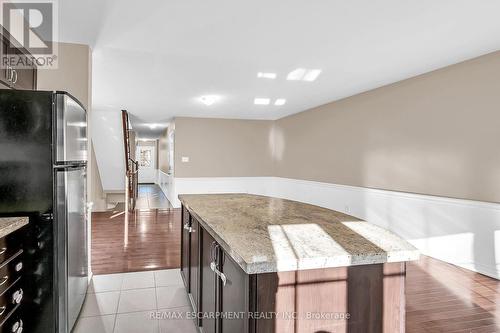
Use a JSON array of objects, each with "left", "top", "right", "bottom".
[{"left": 54, "top": 163, "right": 86, "bottom": 170}]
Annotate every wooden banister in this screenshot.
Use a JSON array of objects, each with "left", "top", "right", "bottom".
[{"left": 121, "top": 110, "right": 138, "bottom": 210}]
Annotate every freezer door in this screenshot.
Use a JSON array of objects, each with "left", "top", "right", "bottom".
[
  {"left": 55, "top": 93, "right": 88, "bottom": 163},
  {"left": 56, "top": 166, "right": 88, "bottom": 333}
]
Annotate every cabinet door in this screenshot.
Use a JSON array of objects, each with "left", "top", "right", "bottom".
[
  {"left": 200, "top": 228, "right": 217, "bottom": 333},
  {"left": 220, "top": 251, "right": 249, "bottom": 333},
  {"left": 12, "top": 49, "right": 36, "bottom": 90},
  {"left": 180, "top": 206, "right": 190, "bottom": 290},
  {"left": 0, "top": 35, "right": 11, "bottom": 86},
  {"left": 0, "top": 33, "right": 36, "bottom": 90},
  {"left": 189, "top": 217, "right": 200, "bottom": 312},
  {"left": 13, "top": 66, "right": 36, "bottom": 90}
]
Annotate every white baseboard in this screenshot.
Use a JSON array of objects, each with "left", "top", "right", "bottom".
[{"left": 160, "top": 176, "right": 500, "bottom": 279}]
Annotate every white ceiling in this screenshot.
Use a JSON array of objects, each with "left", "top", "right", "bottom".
[{"left": 59, "top": 0, "right": 500, "bottom": 128}]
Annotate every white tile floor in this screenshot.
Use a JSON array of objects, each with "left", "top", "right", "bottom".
[{"left": 74, "top": 269, "right": 198, "bottom": 333}]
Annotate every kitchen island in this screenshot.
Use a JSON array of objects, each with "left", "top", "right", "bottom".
[{"left": 179, "top": 194, "right": 419, "bottom": 333}]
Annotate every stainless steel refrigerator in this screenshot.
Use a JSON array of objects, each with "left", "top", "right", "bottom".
[{"left": 0, "top": 90, "right": 89, "bottom": 333}]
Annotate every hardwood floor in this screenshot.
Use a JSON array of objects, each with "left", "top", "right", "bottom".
[
  {"left": 406, "top": 256, "right": 500, "bottom": 332},
  {"left": 91, "top": 207, "right": 181, "bottom": 274},
  {"left": 91, "top": 207, "right": 500, "bottom": 332},
  {"left": 135, "top": 184, "right": 173, "bottom": 210}
]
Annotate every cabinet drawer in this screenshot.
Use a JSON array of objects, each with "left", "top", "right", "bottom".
[
  {"left": 0, "top": 279, "right": 23, "bottom": 325},
  {"left": 0, "top": 229, "right": 25, "bottom": 265},
  {"left": 0, "top": 252, "right": 24, "bottom": 295},
  {"left": 0, "top": 304, "right": 22, "bottom": 332}
]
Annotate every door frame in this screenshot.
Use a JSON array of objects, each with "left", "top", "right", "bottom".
[{"left": 136, "top": 143, "right": 157, "bottom": 183}]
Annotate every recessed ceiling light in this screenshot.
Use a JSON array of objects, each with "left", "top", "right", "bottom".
[
  {"left": 286, "top": 68, "right": 307, "bottom": 81},
  {"left": 67, "top": 122, "right": 87, "bottom": 127},
  {"left": 199, "top": 95, "right": 220, "bottom": 106},
  {"left": 303, "top": 69, "right": 322, "bottom": 82},
  {"left": 257, "top": 72, "right": 277, "bottom": 79},
  {"left": 254, "top": 98, "right": 270, "bottom": 105},
  {"left": 274, "top": 98, "right": 286, "bottom": 106}
]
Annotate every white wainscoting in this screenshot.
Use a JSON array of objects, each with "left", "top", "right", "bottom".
[
  {"left": 160, "top": 176, "right": 500, "bottom": 279},
  {"left": 158, "top": 171, "right": 177, "bottom": 206}
]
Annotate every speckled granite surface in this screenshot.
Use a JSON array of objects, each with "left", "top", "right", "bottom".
[
  {"left": 179, "top": 194, "right": 419, "bottom": 274},
  {"left": 0, "top": 217, "right": 28, "bottom": 238}
]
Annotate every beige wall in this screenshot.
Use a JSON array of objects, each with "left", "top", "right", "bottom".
[
  {"left": 174, "top": 117, "right": 274, "bottom": 177},
  {"left": 90, "top": 143, "right": 104, "bottom": 209},
  {"left": 37, "top": 43, "right": 91, "bottom": 109},
  {"left": 274, "top": 51, "right": 500, "bottom": 203},
  {"left": 37, "top": 42, "right": 106, "bottom": 209},
  {"left": 159, "top": 128, "right": 170, "bottom": 173},
  {"left": 168, "top": 52, "right": 500, "bottom": 203}
]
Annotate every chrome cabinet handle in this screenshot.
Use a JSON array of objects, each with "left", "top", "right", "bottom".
[
  {"left": 6, "top": 66, "right": 12, "bottom": 82},
  {"left": 12, "top": 69, "right": 17, "bottom": 84},
  {"left": 12, "top": 288, "right": 23, "bottom": 304},
  {"left": 210, "top": 261, "right": 227, "bottom": 286},
  {"left": 210, "top": 242, "right": 217, "bottom": 262},
  {"left": 0, "top": 276, "right": 8, "bottom": 286},
  {"left": 11, "top": 319, "right": 23, "bottom": 333},
  {"left": 15, "top": 261, "right": 23, "bottom": 272},
  {"left": 0, "top": 306, "right": 5, "bottom": 316},
  {"left": 0, "top": 247, "right": 6, "bottom": 255}
]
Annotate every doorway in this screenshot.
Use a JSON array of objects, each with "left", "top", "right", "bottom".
[{"left": 136, "top": 144, "right": 156, "bottom": 183}]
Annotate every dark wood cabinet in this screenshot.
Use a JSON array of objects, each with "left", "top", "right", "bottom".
[
  {"left": 189, "top": 216, "right": 199, "bottom": 312},
  {"left": 0, "top": 225, "right": 26, "bottom": 333},
  {"left": 180, "top": 207, "right": 190, "bottom": 291},
  {"left": 219, "top": 250, "right": 250, "bottom": 333},
  {"left": 181, "top": 207, "right": 202, "bottom": 317},
  {"left": 180, "top": 204, "right": 406, "bottom": 333},
  {"left": 0, "top": 28, "right": 37, "bottom": 90},
  {"left": 182, "top": 205, "right": 251, "bottom": 333},
  {"left": 12, "top": 48, "right": 37, "bottom": 90},
  {"left": 200, "top": 228, "right": 217, "bottom": 333},
  {"left": 0, "top": 37, "right": 10, "bottom": 85}
]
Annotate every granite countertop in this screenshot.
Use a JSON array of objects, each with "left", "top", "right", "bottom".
[
  {"left": 0, "top": 217, "right": 29, "bottom": 238},
  {"left": 179, "top": 194, "right": 419, "bottom": 274}
]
